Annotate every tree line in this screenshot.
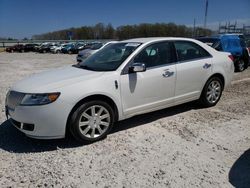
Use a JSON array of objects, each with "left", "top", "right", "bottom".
[{"left": 32, "top": 23, "right": 212, "bottom": 40}]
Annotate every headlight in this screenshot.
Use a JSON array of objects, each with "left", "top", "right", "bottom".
[{"left": 20, "top": 92, "right": 60, "bottom": 106}]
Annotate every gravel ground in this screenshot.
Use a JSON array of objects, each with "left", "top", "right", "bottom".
[{"left": 0, "top": 52, "right": 250, "bottom": 188}]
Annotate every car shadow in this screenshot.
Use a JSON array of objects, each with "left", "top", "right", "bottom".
[
  {"left": 229, "top": 149, "right": 250, "bottom": 188},
  {"left": 0, "top": 102, "right": 199, "bottom": 153},
  {"left": 111, "top": 102, "right": 198, "bottom": 134}
]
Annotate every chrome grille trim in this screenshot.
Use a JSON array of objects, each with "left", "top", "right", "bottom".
[{"left": 6, "top": 91, "right": 25, "bottom": 110}]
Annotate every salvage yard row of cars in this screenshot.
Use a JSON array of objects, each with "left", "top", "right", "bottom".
[
  {"left": 5, "top": 41, "right": 107, "bottom": 55},
  {"left": 4, "top": 34, "right": 250, "bottom": 73}
]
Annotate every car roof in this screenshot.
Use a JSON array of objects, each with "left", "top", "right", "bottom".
[
  {"left": 121, "top": 37, "right": 198, "bottom": 44},
  {"left": 197, "top": 36, "right": 220, "bottom": 40}
]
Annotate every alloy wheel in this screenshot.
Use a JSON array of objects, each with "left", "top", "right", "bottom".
[
  {"left": 78, "top": 105, "right": 110, "bottom": 138},
  {"left": 206, "top": 80, "right": 221, "bottom": 104}
]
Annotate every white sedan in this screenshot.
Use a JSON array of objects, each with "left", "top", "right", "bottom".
[{"left": 5, "top": 37, "right": 234, "bottom": 142}]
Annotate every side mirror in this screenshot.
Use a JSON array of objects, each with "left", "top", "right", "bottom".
[{"left": 129, "top": 63, "right": 146, "bottom": 73}]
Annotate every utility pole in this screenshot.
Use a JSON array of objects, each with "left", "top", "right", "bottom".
[
  {"left": 204, "top": 0, "right": 208, "bottom": 29},
  {"left": 193, "top": 18, "right": 196, "bottom": 38}
]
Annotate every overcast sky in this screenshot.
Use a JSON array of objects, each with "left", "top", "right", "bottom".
[{"left": 0, "top": 0, "right": 249, "bottom": 39}]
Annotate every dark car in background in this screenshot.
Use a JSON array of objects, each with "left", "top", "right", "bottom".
[
  {"left": 23, "top": 43, "right": 39, "bottom": 52},
  {"left": 38, "top": 43, "right": 55, "bottom": 53},
  {"left": 197, "top": 35, "right": 249, "bottom": 72},
  {"left": 245, "top": 39, "right": 250, "bottom": 61},
  {"left": 60, "top": 43, "right": 76, "bottom": 54},
  {"left": 6, "top": 44, "right": 24, "bottom": 53},
  {"left": 63, "top": 43, "right": 85, "bottom": 54}
]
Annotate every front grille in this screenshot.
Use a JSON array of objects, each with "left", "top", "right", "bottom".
[{"left": 6, "top": 91, "right": 25, "bottom": 110}]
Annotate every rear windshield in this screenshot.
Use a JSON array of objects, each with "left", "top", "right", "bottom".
[{"left": 197, "top": 38, "right": 220, "bottom": 47}]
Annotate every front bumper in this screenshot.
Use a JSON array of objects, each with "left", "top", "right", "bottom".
[{"left": 6, "top": 99, "right": 72, "bottom": 139}]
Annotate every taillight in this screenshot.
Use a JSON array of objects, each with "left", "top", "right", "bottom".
[{"left": 228, "top": 55, "right": 234, "bottom": 62}]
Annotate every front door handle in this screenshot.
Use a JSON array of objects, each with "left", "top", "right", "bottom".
[
  {"left": 203, "top": 63, "right": 211, "bottom": 69},
  {"left": 162, "top": 70, "right": 174, "bottom": 78}
]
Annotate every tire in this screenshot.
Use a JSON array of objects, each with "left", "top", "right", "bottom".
[
  {"left": 236, "top": 59, "right": 245, "bottom": 72},
  {"left": 43, "top": 50, "right": 46, "bottom": 53},
  {"left": 69, "top": 100, "right": 115, "bottom": 143},
  {"left": 199, "top": 77, "right": 223, "bottom": 107},
  {"left": 68, "top": 50, "right": 72, "bottom": 54},
  {"left": 56, "top": 50, "right": 60, "bottom": 54}
]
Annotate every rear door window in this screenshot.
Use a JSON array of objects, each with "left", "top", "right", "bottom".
[{"left": 174, "top": 41, "right": 211, "bottom": 62}]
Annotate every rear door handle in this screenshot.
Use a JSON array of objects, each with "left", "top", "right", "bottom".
[
  {"left": 203, "top": 63, "right": 211, "bottom": 69},
  {"left": 162, "top": 70, "right": 174, "bottom": 77}
]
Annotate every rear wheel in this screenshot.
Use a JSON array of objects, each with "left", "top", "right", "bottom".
[
  {"left": 69, "top": 100, "right": 114, "bottom": 143},
  {"left": 199, "top": 77, "right": 223, "bottom": 107},
  {"left": 236, "top": 59, "right": 245, "bottom": 72}
]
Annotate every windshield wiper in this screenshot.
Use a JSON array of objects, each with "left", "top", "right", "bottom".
[
  {"left": 73, "top": 64, "right": 95, "bottom": 71},
  {"left": 80, "top": 65, "right": 96, "bottom": 71}
]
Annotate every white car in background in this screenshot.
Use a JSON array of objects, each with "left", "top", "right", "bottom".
[
  {"left": 51, "top": 43, "right": 69, "bottom": 53},
  {"left": 5, "top": 37, "right": 234, "bottom": 143},
  {"left": 77, "top": 41, "right": 117, "bottom": 62}
]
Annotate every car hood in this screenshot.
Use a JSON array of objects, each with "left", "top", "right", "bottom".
[{"left": 12, "top": 65, "right": 104, "bottom": 93}]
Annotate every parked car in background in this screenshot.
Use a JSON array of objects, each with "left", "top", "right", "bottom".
[
  {"left": 38, "top": 43, "right": 56, "bottom": 53},
  {"left": 246, "top": 40, "right": 250, "bottom": 63},
  {"left": 197, "top": 34, "right": 249, "bottom": 72},
  {"left": 49, "top": 43, "right": 61, "bottom": 53},
  {"left": 77, "top": 41, "right": 117, "bottom": 62},
  {"left": 61, "top": 42, "right": 86, "bottom": 54},
  {"left": 23, "top": 43, "right": 39, "bottom": 52},
  {"left": 34, "top": 42, "right": 50, "bottom": 52},
  {"left": 5, "top": 37, "right": 234, "bottom": 143},
  {"left": 60, "top": 43, "right": 76, "bottom": 54},
  {"left": 6, "top": 44, "right": 24, "bottom": 53},
  {"left": 50, "top": 43, "right": 68, "bottom": 53}
]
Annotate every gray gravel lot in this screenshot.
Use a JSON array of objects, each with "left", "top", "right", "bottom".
[{"left": 0, "top": 52, "right": 250, "bottom": 188}]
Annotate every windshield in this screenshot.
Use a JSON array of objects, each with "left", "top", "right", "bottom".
[{"left": 77, "top": 42, "right": 141, "bottom": 71}]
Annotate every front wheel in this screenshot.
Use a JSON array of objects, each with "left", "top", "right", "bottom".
[
  {"left": 199, "top": 77, "right": 223, "bottom": 107},
  {"left": 69, "top": 101, "right": 114, "bottom": 143}
]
